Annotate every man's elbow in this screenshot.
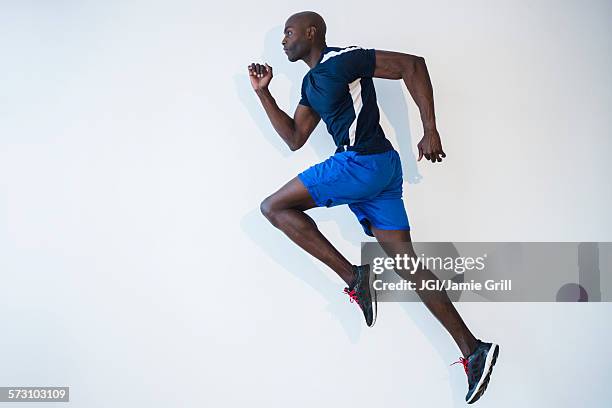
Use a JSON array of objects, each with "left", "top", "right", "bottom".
[
  {"left": 287, "top": 135, "right": 305, "bottom": 151},
  {"left": 406, "top": 54, "right": 425, "bottom": 64},
  {"left": 402, "top": 54, "right": 425, "bottom": 77},
  {"left": 288, "top": 141, "right": 305, "bottom": 152}
]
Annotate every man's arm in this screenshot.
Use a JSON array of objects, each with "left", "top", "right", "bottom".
[
  {"left": 248, "top": 63, "right": 320, "bottom": 151},
  {"left": 374, "top": 50, "right": 445, "bottom": 163}
]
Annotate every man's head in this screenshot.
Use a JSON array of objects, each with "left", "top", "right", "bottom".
[{"left": 282, "top": 11, "right": 326, "bottom": 62}]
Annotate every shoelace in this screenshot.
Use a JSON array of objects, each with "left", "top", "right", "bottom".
[
  {"left": 451, "top": 357, "right": 469, "bottom": 375},
  {"left": 343, "top": 287, "right": 360, "bottom": 304}
]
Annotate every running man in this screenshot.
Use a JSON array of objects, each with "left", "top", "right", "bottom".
[{"left": 248, "top": 11, "right": 499, "bottom": 404}]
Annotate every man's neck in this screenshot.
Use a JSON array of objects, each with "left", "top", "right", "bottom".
[{"left": 303, "top": 43, "right": 327, "bottom": 69}]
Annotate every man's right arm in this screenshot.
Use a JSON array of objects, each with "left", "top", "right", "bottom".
[{"left": 249, "top": 63, "right": 320, "bottom": 151}]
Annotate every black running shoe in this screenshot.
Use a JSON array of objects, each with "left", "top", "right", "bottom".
[
  {"left": 452, "top": 340, "right": 500, "bottom": 404},
  {"left": 343, "top": 264, "right": 377, "bottom": 327}
]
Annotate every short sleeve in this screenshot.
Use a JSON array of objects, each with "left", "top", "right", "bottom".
[
  {"left": 299, "top": 77, "right": 311, "bottom": 107},
  {"left": 299, "top": 93, "right": 311, "bottom": 107},
  {"left": 341, "top": 47, "right": 376, "bottom": 81}
]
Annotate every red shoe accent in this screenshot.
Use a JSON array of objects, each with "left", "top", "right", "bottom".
[
  {"left": 451, "top": 357, "right": 469, "bottom": 375},
  {"left": 343, "top": 287, "right": 360, "bottom": 304}
]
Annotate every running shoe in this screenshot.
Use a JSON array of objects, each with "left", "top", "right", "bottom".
[
  {"left": 343, "top": 264, "right": 377, "bottom": 327},
  {"left": 452, "top": 339, "right": 500, "bottom": 404}
]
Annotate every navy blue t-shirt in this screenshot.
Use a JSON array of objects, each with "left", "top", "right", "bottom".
[{"left": 299, "top": 46, "right": 393, "bottom": 155}]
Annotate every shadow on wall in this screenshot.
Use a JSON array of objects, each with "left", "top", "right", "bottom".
[
  {"left": 240, "top": 208, "right": 363, "bottom": 343},
  {"left": 374, "top": 78, "right": 423, "bottom": 184}
]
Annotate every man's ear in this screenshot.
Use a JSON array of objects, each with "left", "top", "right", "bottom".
[{"left": 306, "top": 26, "right": 317, "bottom": 39}]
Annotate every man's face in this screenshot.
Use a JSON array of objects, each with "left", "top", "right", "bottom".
[{"left": 282, "top": 19, "right": 310, "bottom": 62}]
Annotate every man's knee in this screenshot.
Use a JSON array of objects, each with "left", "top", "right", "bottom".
[
  {"left": 260, "top": 196, "right": 273, "bottom": 219},
  {"left": 260, "top": 196, "right": 281, "bottom": 225}
]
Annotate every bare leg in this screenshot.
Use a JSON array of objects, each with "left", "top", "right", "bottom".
[
  {"left": 371, "top": 226, "right": 478, "bottom": 357},
  {"left": 260, "top": 177, "right": 355, "bottom": 285}
]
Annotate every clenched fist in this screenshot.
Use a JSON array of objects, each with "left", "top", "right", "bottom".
[
  {"left": 417, "top": 129, "right": 446, "bottom": 163},
  {"left": 248, "top": 63, "right": 273, "bottom": 91}
]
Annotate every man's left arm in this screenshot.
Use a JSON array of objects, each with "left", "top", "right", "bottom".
[{"left": 374, "top": 50, "right": 446, "bottom": 163}]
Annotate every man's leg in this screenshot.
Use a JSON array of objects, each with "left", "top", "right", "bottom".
[
  {"left": 260, "top": 176, "right": 355, "bottom": 285},
  {"left": 370, "top": 226, "right": 478, "bottom": 358}
]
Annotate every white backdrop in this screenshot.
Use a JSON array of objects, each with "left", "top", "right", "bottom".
[{"left": 1, "top": 0, "right": 611, "bottom": 407}]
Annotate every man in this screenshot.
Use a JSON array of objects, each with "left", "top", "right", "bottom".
[{"left": 248, "top": 11, "right": 499, "bottom": 404}]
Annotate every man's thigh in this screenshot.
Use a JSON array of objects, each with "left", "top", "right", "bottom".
[
  {"left": 371, "top": 226, "right": 416, "bottom": 258},
  {"left": 263, "top": 176, "right": 318, "bottom": 212}
]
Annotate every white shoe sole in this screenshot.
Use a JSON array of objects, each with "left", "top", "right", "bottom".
[{"left": 467, "top": 343, "right": 499, "bottom": 404}]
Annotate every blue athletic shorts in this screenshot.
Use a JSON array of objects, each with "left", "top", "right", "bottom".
[{"left": 297, "top": 149, "right": 410, "bottom": 237}]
